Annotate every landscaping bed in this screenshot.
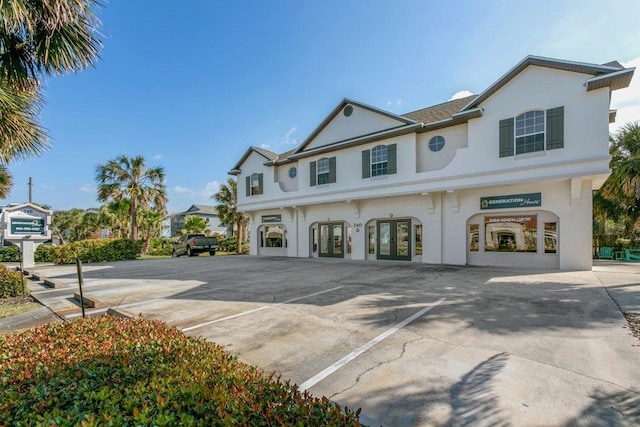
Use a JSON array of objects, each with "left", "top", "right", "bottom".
[
  {"left": 0, "top": 316, "right": 363, "bottom": 425},
  {"left": 0, "top": 295, "right": 41, "bottom": 319},
  {"left": 624, "top": 312, "right": 640, "bottom": 345}
]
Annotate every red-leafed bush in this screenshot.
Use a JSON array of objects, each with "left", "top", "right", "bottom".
[{"left": 0, "top": 316, "right": 363, "bottom": 426}]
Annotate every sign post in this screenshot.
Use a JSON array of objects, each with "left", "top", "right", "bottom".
[{"left": 0, "top": 203, "right": 52, "bottom": 269}]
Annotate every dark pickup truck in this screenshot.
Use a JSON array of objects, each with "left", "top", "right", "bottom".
[{"left": 172, "top": 233, "right": 219, "bottom": 257}]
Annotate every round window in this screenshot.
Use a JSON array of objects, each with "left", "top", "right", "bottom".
[
  {"left": 288, "top": 167, "right": 297, "bottom": 179},
  {"left": 343, "top": 105, "right": 353, "bottom": 117},
  {"left": 428, "top": 135, "right": 445, "bottom": 152}
]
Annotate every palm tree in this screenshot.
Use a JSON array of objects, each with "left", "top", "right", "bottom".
[
  {"left": 0, "top": 0, "right": 102, "bottom": 183},
  {"left": 213, "top": 178, "right": 248, "bottom": 254},
  {"left": 600, "top": 122, "right": 640, "bottom": 233},
  {"left": 138, "top": 208, "right": 165, "bottom": 254},
  {"left": 96, "top": 155, "right": 167, "bottom": 240},
  {"left": 182, "top": 215, "right": 208, "bottom": 235},
  {"left": 0, "top": 164, "right": 13, "bottom": 198}
]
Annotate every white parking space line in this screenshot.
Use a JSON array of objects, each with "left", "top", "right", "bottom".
[
  {"left": 298, "top": 297, "right": 446, "bottom": 391},
  {"left": 182, "top": 286, "right": 344, "bottom": 332}
]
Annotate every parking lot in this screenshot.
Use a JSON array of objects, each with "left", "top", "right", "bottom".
[{"left": 25, "top": 256, "right": 640, "bottom": 426}]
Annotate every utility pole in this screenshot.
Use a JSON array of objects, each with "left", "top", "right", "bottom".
[{"left": 28, "top": 177, "right": 32, "bottom": 203}]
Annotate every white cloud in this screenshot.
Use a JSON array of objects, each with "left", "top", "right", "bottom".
[
  {"left": 610, "top": 56, "right": 640, "bottom": 133},
  {"left": 281, "top": 127, "right": 298, "bottom": 145},
  {"left": 260, "top": 143, "right": 271, "bottom": 149},
  {"left": 386, "top": 100, "right": 403, "bottom": 107},
  {"left": 203, "top": 181, "right": 221, "bottom": 195},
  {"left": 449, "top": 90, "right": 474, "bottom": 101},
  {"left": 173, "top": 186, "right": 191, "bottom": 194},
  {"left": 152, "top": 153, "right": 163, "bottom": 160},
  {"left": 80, "top": 184, "right": 95, "bottom": 193}
]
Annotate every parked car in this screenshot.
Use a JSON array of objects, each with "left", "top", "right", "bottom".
[{"left": 172, "top": 234, "right": 219, "bottom": 257}]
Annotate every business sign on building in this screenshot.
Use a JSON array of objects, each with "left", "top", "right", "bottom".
[
  {"left": 480, "top": 193, "right": 541, "bottom": 210},
  {"left": 262, "top": 214, "right": 282, "bottom": 223},
  {"left": 10, "top": 218, "right": 45, "bottom": 235}
]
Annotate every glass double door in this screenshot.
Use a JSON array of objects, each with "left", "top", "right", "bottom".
[
  {"left": 378, "top": 220, "right": 411, "bottom": 261},
  {"left": 319, "top": 223, "right": 344, "bottom": 258}
]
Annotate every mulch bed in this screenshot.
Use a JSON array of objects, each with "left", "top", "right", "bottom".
[{"left": 623, "top": 312, "right": 640, "bottom": 345}]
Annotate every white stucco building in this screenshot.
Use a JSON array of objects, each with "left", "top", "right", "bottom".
[{"left": 229, "top": 56, "right": 634, "bottom": 270}]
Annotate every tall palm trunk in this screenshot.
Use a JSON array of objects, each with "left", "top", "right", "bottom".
[
  {"left": 236, "top": 219, "right": 243, "bottom": 254},
  {"left": 130, "top": 200, "right": 138, "bottom": 240}
]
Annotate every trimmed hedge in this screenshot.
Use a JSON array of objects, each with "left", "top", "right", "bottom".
[
  {"left": 0, "top": 317, "right": 363, "bottom": 425},
  {"left": 0, "top": 265, "right": 26, "bottom": 298},
  {"left": 0, "top": 245, "right": 20, "bottom": 262},
  {"left": 47, "top": 239, "right": 143, "bottom": 264}
]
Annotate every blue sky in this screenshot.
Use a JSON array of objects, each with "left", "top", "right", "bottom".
[{"left": 3, "top": 0, "right": 640, "bottom": 213}]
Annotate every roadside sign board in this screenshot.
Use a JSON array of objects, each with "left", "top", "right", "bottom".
[{"left": 10, "top": 218, "right": 45, "bottom": 235}]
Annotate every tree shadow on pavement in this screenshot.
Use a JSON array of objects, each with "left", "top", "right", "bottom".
[{"left": 566, "top": 388, "right": 640, "bottom": 427}]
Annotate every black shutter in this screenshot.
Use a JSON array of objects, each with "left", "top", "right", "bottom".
[
  {"left": 362, "top": 150, "right": 371, "bottom": 178},
  {"left": 328, "top": 157, "right": 336, "bottom": 183},
  {"left": 546, "top": 106, "right": 564, "bottom": 150},
  {"left": 499, "top": 118, "right": 514, "bottom": 157},
  {"left": 310, "top": 161, "right": 317, "bottom": 186},
  {"left": 258, "top": 173, "right": 263, "bottom": 194},
  {"left": 387, "top": 144, "right": 397, "bottom": 174},
  {"left": 245, "top": 176, "right": 250, "bottom": 196}
]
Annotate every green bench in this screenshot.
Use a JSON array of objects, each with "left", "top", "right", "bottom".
[{"left": 597, "top": 246, "right": 614, "bottom": 260}]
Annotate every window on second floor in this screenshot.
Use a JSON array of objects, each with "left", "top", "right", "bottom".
[
  {"left": 362, "top": 143, "right": 397, "bottom": 178},
  {"left": 499, "top": 106, "right": 564, "bottom": 158},
  {"left": 310, "top": 157, "right": 336, "bottom": 186},
  {"left": 245, "top": 173, "right": 263, "bottom": 196},
  {"left": 515, "top": 110, "right": 545, "bottom": 155},
  {"left": 371, "top": 145, "right": 388, "bottom": 177},
  {"left": 317, "top": 157, "right": 330, "bottom": 185}
]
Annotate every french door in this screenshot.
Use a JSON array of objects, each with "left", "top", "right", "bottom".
[
  {"left": 319, "top": 223, "right": 344, "bottom": 258},
  {"left": 377, "top": 220, "right": 411, "bottom": 261}
]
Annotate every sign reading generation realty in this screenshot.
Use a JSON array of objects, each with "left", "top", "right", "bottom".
[
  {"left": 10, "top": 218, "right": 46, "bottom": 235},
  {"left": 480, "top": 193, "right": 541, "bottom": 210}
]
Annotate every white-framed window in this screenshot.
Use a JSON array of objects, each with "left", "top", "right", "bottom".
[
  {"left": 515, "top": 110, "right": 545, "bottom": 154},
  {"left": 371, "top": 145, "right": 388, "bottom": 177},
  {"left": 317, "top": 157, "right": 330, "bottom": 185},
  {"left": 251, "top": 173, "right": 261, "bottom": 195},
  {"left": 288, "top": 167, "right": 297, "bottom": 179}
]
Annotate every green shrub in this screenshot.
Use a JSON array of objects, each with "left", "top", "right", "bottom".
[
  {"left": 0, "top": 265, "right": 26, "bottom": 298},
  {"left": 0, "top": 317, "right": 363, "bottom": 425},
  {"left": 34, "top": 244, "right": 56, "bottom": 263},
  {"left": 48, "top": 239, "right": 143, "bottom": 264},
  {"left": 147, "top": 237, "right": 173, "bottom": 256},
  {"left": 0, "top": 245, "right": 20, "bottom": 262}
]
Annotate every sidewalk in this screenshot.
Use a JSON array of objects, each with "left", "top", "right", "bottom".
[{"left": 0, "top": 306, "right": 61, "bottom": 334}]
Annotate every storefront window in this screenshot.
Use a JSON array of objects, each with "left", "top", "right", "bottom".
[
  {"left": 544, "top": 222, "right": 557, "bottom": 254},
  {"left": 347, "top": 227, "right": 352, "bottom": 254},
  {"left": 264, "top": 225, "right": 284, "bottom": 247},
  {"left": 484, "top": 215, "right": 537, "bottom": 253},
  {"left": 415, "top": 225, "right": 423, "bottom": 255},
  {"left": 368, "top": 225, "right": 375, "bottom": 254},
  {"left": 312, "top": 228, "right": 317, "bottom": 253},
  {"left": 469, "top": 224, "right": 479, "bottom": 252}
]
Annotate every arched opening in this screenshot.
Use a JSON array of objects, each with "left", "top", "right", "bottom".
[
  {"left": 467, "top": 210, "right": 559, "bottom": 268},
  {"left": 257, "top": 224, "right": 287, "bottom": 256}
]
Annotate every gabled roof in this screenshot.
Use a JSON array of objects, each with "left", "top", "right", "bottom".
[
  {"left": 462, "top": 55, "right": 629, "bottom": 110},
  {"left": 185, "top": 204, "right": 219, "bottom": 215},
  {"left": 229, "top": 55, "right": 634, "bottom": 175},
  {"left": 291, "top": 98, "right": 418, "bottom": 156},
  {"left": 229, "top": 146, "right": 279, "bottom": 174},
  {"left": 403, "top": 96, "right": 475, "bottom": 123}
]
